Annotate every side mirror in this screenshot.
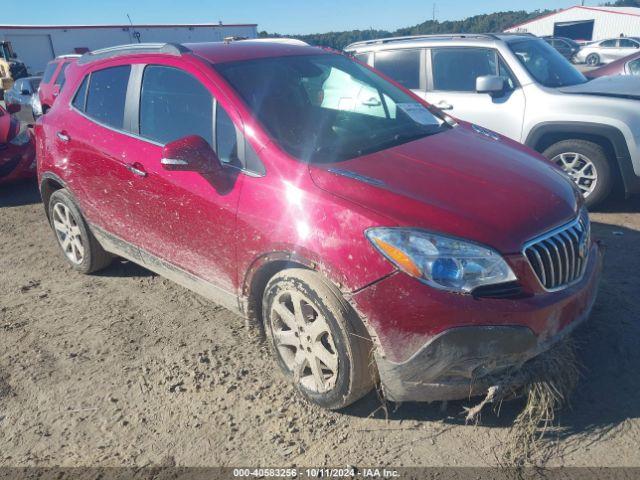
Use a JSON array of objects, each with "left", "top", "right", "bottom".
[
  {"left": 6, "top": 103, "right": 20, "bottom": 114},
  {"left": 476, "top": 75, "right": 505, "bottom": 97},
  {"left": 160, "top": 135, "right": 222, "bottom": 174}
]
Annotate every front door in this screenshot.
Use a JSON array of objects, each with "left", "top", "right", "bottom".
[
  {"left": 422, "top": 47, "right": 526, "bottom": 142},
  {"left": 121, "top": 62, "right": 246, "bottom": 295}
]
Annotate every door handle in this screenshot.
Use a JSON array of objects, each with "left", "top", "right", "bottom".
[
  {"left": 56, "top": 131, "right": 70, "bottom": 142},
  {"left": 361, "top": 97, "right": 382, "bottom": 107},
  {"left": 436, "top": 101, "right": 453, "bottom": 111},
  {"left": 125, "top": 162, "right": 147, "bottom": 177}
]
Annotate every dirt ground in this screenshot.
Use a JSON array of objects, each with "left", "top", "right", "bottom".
[{"left": 1, "top": 180, "right": 639, "bottom": 469}]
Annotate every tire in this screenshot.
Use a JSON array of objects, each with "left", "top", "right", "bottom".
[
  {"left": 48, "top": 189, "right": 113, "bottom": 274},
  {"left": 262, "top": 268, "right": 374, "bottom": 410},
  {"left": 586, "top": 53, "right": 600, "bottom": 66},
  {"left": 543, "top": 139, "right": 613, "bottom": 208}
]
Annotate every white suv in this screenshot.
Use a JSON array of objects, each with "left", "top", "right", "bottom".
[{"left": 346, "top": 33, "right": 640, "bottom": 207}]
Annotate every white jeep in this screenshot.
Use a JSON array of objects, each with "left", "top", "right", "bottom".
[{"left": 346, "top": 33, "right": 640, "bottom": 207}]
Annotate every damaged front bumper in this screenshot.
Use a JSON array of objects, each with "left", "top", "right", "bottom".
[{"left": 365, "top": 241, "right": 603, "bottom": 403}]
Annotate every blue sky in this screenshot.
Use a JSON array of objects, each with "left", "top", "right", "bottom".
[{"left": 7, "top": 0, "right": 585, "bottom": 34}]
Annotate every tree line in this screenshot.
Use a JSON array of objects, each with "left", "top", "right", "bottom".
[{"left": 258, "top": 10, "right": 552, "bottom": 50}]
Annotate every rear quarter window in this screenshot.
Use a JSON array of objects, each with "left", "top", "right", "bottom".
[
  {"left": 84, "top": 65, "right": 131, "bottom": 129},
  {"left": 42, "top": 62, "right": 57, "bottom": 84},
  {"left": 55, "top": 62, "right": 71, "bottom": 87}
]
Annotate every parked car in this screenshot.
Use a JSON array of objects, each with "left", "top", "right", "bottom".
[
  {"left": 0, "top": 104, "right": 36, "bottom": 184},
  {"left": 3, "top": 76, "right": 42, "bottom": 124},
  {"left": 542, "top": 36, "right": 581, "bottom": 62},
  {"left": 574, "top": 37, "right": 640, "bottom": 66},
  {"left": 36, "top": 41, "right": 602, "bottom": 409},
  {"left": 39, "top": 54, "right": 80, "bottom": 114},
  {"left": 346, "top": 33, "right": 640, "bottom": 207},
  {"left": 585, "top": 51, "right": 640, "bottom": 79}
]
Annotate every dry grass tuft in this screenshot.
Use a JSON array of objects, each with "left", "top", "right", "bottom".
[{"left": 465, "top": 338, "right": 582, "bottom": 468}]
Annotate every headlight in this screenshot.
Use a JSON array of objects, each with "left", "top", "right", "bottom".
[
  {"left": 9, "top": 130, "right": 31, "bottom": 146},
  {"left": 366, "top": 228, "right": 516, "bottom": 293}
]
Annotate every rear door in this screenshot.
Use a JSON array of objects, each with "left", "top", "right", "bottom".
[
  {"left": 60, "top": 64, "right": 147, "bottom": 248},
  {"left": 423, "top": 47, "right": 526, "bottom": 142}
]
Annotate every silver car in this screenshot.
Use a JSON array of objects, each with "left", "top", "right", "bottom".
[
  {"left": 3, "top": 76, "right": 42, "bottom": 124},
  {"left": 574, "top": 37, "right": 640, "bottom": 66}
]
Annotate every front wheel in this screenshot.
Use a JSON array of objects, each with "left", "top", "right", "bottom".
[
  {"left": 543, "top": 139, "right": 612, "bottom": 208},
  {"left": 263, "top": 268, "right": 374, "bottom": 410}
]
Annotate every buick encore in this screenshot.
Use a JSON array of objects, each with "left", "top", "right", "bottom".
[{"left": 36, "top": 41, "right": 603, "bottom": 409}]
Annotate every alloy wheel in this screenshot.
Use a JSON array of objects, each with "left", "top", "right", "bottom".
[
  {"left": 270, "top": 290, "right": 339, "bottom": 393},
  {"left": 552, "top": 152, "right": 598, "bottom": 197},
  {"left": 52, "top": 202, "right": 85, "bottom": 265}
]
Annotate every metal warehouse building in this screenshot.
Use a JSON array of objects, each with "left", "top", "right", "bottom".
[
  {"left": 0, "top": 22, "right": 258, "bottom": 74},
  {"left": 505, "top": 5, "right": 640, "bottom": 42}
]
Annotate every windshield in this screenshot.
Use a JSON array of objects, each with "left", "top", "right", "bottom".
[
  {"left": 215, "top": 54, "right": 447, "bottom": 162},
  {"left": 509, "top": 39, "right": 587, "bottom": 88}
]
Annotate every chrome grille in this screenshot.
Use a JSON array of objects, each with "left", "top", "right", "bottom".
[{"left": 523, "top": 211, "right": 590, "bottom": 291}]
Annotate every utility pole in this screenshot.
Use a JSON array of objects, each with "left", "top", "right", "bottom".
[{"left": 432, "top": 3, "right": 437, "bottom": 21}]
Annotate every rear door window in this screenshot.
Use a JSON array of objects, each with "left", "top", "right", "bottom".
[
  {"left": 139, "top": 65, "right": 214, "bottom": 147},
  {"left": 432, "top": 48, "right": 505, "bottom": 92},
  {"left": 619, "top": 38, "right": 639, "bottom": 49},
  {"left": 84, "top": 65, "right": 131, "bottom": 129},
  {"left": 373, "top": 49, "right": 421, "bottom": 89}
]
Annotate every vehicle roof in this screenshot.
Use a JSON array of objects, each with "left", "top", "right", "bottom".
[
  {"left": 344, "top": 33, "right": 537, "bottom": 51},
  {"left": 186, "top": 41, "right": 327, "bottom": 64}
]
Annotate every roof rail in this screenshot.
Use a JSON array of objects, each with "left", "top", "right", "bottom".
[
  {"left": 345, "top": 33, "right": 500, "bottom": 49},
  {"left": 56, "top": 53, "right": 82, "bottom": 59},
  {"left": 77, "top": 43, "right": 190, "bottom": 65},
  {"left": 239, "top": 38, "right": 310, "bottom": 46}
]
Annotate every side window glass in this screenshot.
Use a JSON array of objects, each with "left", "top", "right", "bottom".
[
  {"left": 72, "top": 75, "right": 89, "bottom": 111},
  {"left": 215, "top": 105, "right": 239, "bottom": 166},
  {"left": 354, "top": 53, "right": 370, "bottom": 64},
  {"left": 600, "top": 40, "right": 616, "bottom": 48},
  {"left": 498, "top": 58, "right": 517, "bottom": 90},
  {"left": 55, "top": 62, "right": 71, "bottom": 87},
  {"left": 42, "top": 63, "right": 57, "bottom": 83},
  {"left": 85, "top": 65, "right": 131, "bottom": 129},
  {"left": 432, "top": 48, "right": 495, "bottom": 92},
  {"left": 620, "top": 39, "right": 639, "bottom": 48},
  {"left": 628, "top": 59, "right": 640, "bottom": 75},
  {"left": 373, "top": 49, "right": 421, "bottom": 89},
  {"left": 139, "top": 65, "right": 213, "bottom": 147}
]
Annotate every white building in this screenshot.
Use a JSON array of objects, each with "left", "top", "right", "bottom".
[
  {"left": 0, "top": 23, "right": 258, "bottom": 74},
  {"left": 505, "top": 5, "right": 640, "bottom": 42}
]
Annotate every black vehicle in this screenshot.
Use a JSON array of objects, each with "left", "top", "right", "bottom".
[
  {"left": 542, "top": 36, "right": 581, "bottom": 62},
  {"left": 3, "top": 76, "right": 42, "bottom": 125}
]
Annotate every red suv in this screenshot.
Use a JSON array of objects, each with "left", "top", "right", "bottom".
[
  {"left": 36, "top": 42, "right": 603, "bottom": 409},
  {"left": 38, "top": 54, "right": 80, "bottom": 114}
]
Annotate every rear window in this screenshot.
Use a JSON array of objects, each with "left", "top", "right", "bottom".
[
  {"left": 374, "top": 49, "right": 421, "bottom": 89},
  {"left": 42, "top": 62, "right": 57, "bottom": 84},
  {"left": 84, "top": 65, "right": 131, "bottom": 129}
]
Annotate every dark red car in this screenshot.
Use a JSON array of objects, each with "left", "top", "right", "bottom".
[
  {"left": 585, "top": 51, "right": 640, "bottom": 79},
  {"left": 0, "top": 103, "right": 36, "bottom": 184},
  {"left": 35, "top": 41, "right": 603, "bottom": 409},
  {"left": 38, "top": 54, "right": 80, "bottom": 114}
]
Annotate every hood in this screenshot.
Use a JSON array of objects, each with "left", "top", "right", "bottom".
[
  {"left": 309, "top": 124, "right": 579, "bottom": 254},
  {"left": 559, "top": 75, "right": 640, "bottom": 99}
]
